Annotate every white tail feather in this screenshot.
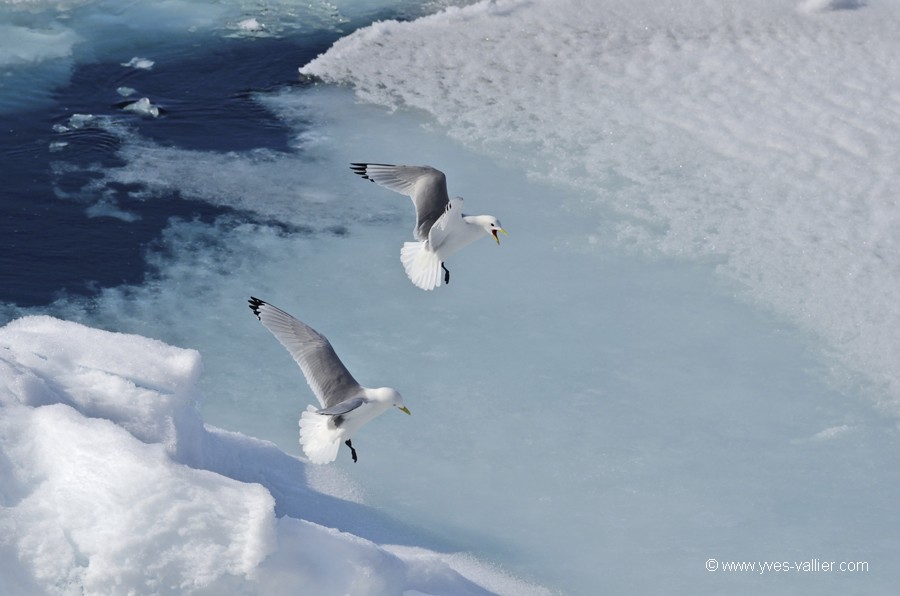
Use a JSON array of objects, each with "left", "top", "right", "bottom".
[
  {"left": 299, "top": 406, "right": 342, "bottom": 464},
  {"left": 400, "top": 241, "right": 442, "bottom": 291}
]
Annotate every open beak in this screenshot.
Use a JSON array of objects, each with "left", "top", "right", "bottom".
[
  {"left": 399, "top": 406, "right": 411, "bottom": 415},
  {"left": 492, "top": 228, "right": 508, "bottom": 245}
]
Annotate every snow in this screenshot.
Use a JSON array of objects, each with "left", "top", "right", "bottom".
[{"left": 0, "top": 316, "right": 550, "bottom": 595}]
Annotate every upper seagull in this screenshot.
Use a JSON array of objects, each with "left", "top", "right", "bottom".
[
  {"left": 248, "top": 296, "right": 411, "bottom": 464},
  {"left": 350, "top": 163, "right": 506, "bottom": 290}
]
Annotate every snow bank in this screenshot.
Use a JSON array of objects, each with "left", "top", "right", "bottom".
[{"left": 0, "top": 316, "right": 549, "bottom": 595}]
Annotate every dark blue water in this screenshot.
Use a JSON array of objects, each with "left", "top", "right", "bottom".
[{"left": 1, "top": 33, "right": 337, "bottom": 307}]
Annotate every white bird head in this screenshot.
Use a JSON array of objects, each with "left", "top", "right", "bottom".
[
  {"left": 476, "top": 216, "right": 507, "bottom": 244},
  {"left": 371, "top": 387, "right": 411, "bottom": 415}
]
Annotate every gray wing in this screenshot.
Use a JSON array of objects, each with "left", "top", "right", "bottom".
[
  {"left": 248, "top": 297, "right": 361, "bottom": 409},
  {"left": 350, "top": 163, "right": 450, "bottom": 241},
  {"left": 316, "top": 396, "right": 367, "bottom": 416}
]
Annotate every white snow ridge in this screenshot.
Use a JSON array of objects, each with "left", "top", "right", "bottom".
[{"left": 0, "top": 316, "right": 550, "bottom": 596}]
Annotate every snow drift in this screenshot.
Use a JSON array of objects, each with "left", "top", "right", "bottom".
[{"left": 0, "top": 316, "right": 548, "bottom": 596}]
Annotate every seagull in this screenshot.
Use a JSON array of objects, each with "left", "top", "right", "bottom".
[
  {"left": 248, "top": 297, "right": 411, "bottom": 464},
  {"left": 350, "top": 163, "right": 506, "bottom": 291}
]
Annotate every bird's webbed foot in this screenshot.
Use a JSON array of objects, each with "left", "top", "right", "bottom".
[
  {"left": 441, "top": 263, "right": 450, "bottom": 284},
  {"left": 345, "top": 439, "right": 358, "bottom": 463}
]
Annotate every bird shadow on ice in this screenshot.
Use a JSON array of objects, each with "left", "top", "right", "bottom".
[{"left": 175, "top": 416, "right": 461, "bottom": 552}]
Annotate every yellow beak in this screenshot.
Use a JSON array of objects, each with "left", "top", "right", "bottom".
[
  {"left": 493, "top": 228, "right": 508, "bottom": 245},
  {"left": 399, "top": 406, "right": 411, "bottom": 415}
]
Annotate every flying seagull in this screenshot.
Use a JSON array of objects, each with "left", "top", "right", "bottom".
[
  {"left": 350, "top": 163, "right": 506, "bottom": 291},
  {"left": 248, "top": 296, "right": 410, "bottom": 464}
]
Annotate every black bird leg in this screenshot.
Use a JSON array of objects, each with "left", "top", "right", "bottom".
[
  {"left": 345, "top": 439, "right": 358, "bottom": 463},
  {"left": 441, "top": 263, "right": 450, "bottom": 284}
]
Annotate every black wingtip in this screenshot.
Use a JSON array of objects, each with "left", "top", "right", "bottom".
[
  {"left": 248, "top": 296, "right": 265, "bottom": 319},
  {"left": 349, "top": 163, "right": 372, "bottom": 181},
  {"left": 350, "top": 163, "right": 399, "bottom": 183}
]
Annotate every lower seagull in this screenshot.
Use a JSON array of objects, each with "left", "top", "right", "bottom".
[{"left": 248, "top": 297, "right": 411, "bottom": 464}]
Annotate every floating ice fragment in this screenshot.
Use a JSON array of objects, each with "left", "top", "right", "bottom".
[
  {"left": 86, "top": 200, "right": 141, "bottom": 222},
  {"left": 67, "top": 113, "right": 96, "bottom": 128},
  {"left": 238, "top": 18, "right": 264, "bottom": 31},
  {"left": 117, "top": 86, "right": 137, "bottom": 97},
  {"left": 121, "top": 56, "right": 154, "bottom": 70},
  {"left": 225, "top": 17, "right": 272, "bottom": 38},
  {"left": 49, "top": 141, "right": 68, "bottom": 152},
  {"left": 53, "top": 113, "right": 113, "bottom": 134},
  {"left": 122, "top": 97, "right": 160, "bottom": 118}
]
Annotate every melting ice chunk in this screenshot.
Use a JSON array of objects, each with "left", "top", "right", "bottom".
[
  {"left": 122, "top": 97, "right": 160, "bottom": 118},
  {"left": 117, "top": 86, "right": 137, "bottom": 97},
  {"left": 238, "top": 18, "right": 264, "bottom": 31},
  {"left": 52, "top": 113, "right": 99, "bottom": 133},
  {"left": 86, "top": 200, "right": 141, "bottom": 222},
  {"left": 69, "top": 114, "right": 95, "bottom": 127},
  {"left": 120, "top": 57, "right": 154, "bottom": 70}
]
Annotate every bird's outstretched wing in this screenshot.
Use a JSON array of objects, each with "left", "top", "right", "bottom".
[
  {"left": 249, "top": 297, "right": 361, "bottom": 409},
  {"left": 316, "top": 396, "right": 367, "bottom": 416},
  {"left": 350, "top": 163, "right": 450, "bottom": 241}
]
